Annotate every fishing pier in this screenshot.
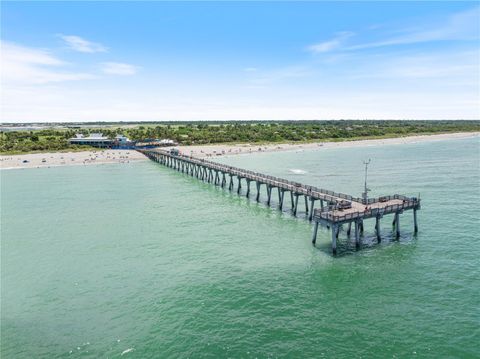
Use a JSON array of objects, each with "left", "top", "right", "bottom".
[{"left": 140, "top": 148, "right": 421, "bottom": 255}]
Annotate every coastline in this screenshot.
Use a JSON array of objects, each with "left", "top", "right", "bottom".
[
  {"left": 1, "top": 131, "right": 478, "bottom": 170},
  {"left": 178, "top": 131, "right": 479, "bottom": 158},
  {"left": 0, "top": 149, "right": 147, "bottom": 170}
]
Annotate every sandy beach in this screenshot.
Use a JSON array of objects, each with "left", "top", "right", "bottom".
[
  {"left": 0, "top": 150, "right": 147, "bottom": 170},
  {"left": 177, "top": 131, "right": 479, "bottom": 158},
  {"left": 1, "top": 131, "right": 478, "bottom": 170}
]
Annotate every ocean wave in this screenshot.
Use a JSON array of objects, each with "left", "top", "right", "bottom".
[
  {"left": 289, "top": 169, "right": 307, "bottom": 175},
  {"left": 121, "top": 348, "right": 135, "bottom": 356}
]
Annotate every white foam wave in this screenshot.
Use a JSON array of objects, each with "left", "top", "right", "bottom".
[
  {"left": 121, "top": 348, "right": 135, "bottom": 356},
  {"left": 289, "top": 169, "right": 307, "bottom": 175}
]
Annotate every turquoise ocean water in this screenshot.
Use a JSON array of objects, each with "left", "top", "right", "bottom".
[{"left": 1, "top": 137, "right": 479, "bottom": 358}]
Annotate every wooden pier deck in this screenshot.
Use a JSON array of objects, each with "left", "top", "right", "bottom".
[{"left": 140, "top": 148, "right": 421, "bottom": 255}]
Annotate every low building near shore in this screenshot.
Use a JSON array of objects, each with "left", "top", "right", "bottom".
[
  {"left": 68, "top": 133, "right": 135, "bottom": 149},
  {"left": 68, "top": 133, "right": 113, "bottom": 148},
  {"left": 115, "top": 135, "right": 135, "bottom": 149},
  {"left": 135, "top": 138, "right": 178, "bottom": 148}
]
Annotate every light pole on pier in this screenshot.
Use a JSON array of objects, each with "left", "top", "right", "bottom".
[{"left": 362, "top": 159, "right": 371, "bottom": 204}]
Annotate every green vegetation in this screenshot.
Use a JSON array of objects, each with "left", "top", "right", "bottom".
[
  {"left": 0, "top": 129, "right": 97, "bottom": 154},
  {"left": 1, "top": 120, "right": 479, "bottom": 154}
]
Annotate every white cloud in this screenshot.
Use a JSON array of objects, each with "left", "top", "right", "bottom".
[
  {"left": 306, "top": 7, "right": 480, "bottom": 54},
  {"left": 344, "top": 6, "right": 479, "bottom": 52},
  {"left": 101, "top": 62, "right": 138, "bottom": 75},
  {"left": 369, "top": 51, "right": 479, "bottom": 80},
  {"left": 0, "top": 41, "right": 95, "bottom": 85},
  {"left": 307, "top": 32, "right": 354, "bottom": 53},
  {"left": 243, "top": 67, "right": 258, "bottom": 72},
  {"left": 59, "top": 35, "right": 107, "bottom": 53}
]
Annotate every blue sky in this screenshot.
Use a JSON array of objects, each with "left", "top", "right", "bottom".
[{"left": 1, "top": 1, "right": 479, "bottom": 122}]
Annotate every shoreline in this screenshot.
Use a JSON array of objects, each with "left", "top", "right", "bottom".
[
  {"left": 0, "top": 149, "right": 147, "bottom": 170},
  {"left": 1, "top": 131, "right": 478, "bottom": 170},
  {"left": 178, "top": 131, "right": 479, "bottom": 158}
]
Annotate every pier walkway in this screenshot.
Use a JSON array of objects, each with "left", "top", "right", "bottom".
[{"left": 140, "top": 148, "right": 421, "bottom": 255}]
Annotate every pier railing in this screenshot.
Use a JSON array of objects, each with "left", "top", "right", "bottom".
[
  {"left": 151, "top": 150, "right": 362, "bottom": 203},
  {"left": 313, "top": 199, "right": 420, "bottom": 223}
]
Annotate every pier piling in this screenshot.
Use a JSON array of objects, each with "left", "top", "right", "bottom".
[
  {"left": 308, "top": 198, "right": 315, "bottom": 221},
  {"left": 413, "top": 208, "right": 418, "bottom": 233},
  {"left": 332, "top": 225, "right": 338, "bottom": 255},
  {"left": 312, "top": 221, "right": 319, "bottom": 245},
  {"left": 267, "top": 185, "right": 272, "bottom": 205},
  {"left": 376, "top": 216, "right": 381, "bottom": 242},
  {"left": 278, "top": 189, "right": 285, "bottom": 210},
  {"left": 395, "top": 212, "right": 400, "bottom": 239},
  {"left": 355, "top": 220, "right": 360, "bottom": 250},
  {"left": 293, "top": 194, "right": 299, "bottom": 216}
]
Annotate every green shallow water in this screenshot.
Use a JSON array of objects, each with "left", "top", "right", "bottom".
[{"left": 1, "top": 137, "right": 479, "bottom": 358}]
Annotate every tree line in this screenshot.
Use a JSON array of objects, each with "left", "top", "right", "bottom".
[{"left": 1, "top": 120, "right": 478, "bottom": 154}]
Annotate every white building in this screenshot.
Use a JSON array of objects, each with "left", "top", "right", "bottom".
[{"left": 68, "top": 133, "right": 113, "bottom": 148}]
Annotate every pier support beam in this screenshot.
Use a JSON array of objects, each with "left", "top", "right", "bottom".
[
  {"left": 395, "top": 212, "right": 400, "bottom": 239},
  {"left": 278, "top": 189, "right": 285, "bottom": 210},
  {"left": 267, "top": 185, "right": 272, "bottom": 205},
  {"left": 304, "top": 196, "right": 309, "bottom": 214},
  {"left": 312, "top": 221, "right": 319, "bottom": 245},
  {"left": 256, "top": 182, "right": 261, "bottom": 202},
  {"left": 413, "top": 208, "right": 418, "bottom": 233},
  {"left": 354, "top": 220, "right": 360, "bottom": 250},
  {"left": 293, "top": 194, "right": 299, "bottom": 216},
  {"left": 246, "top": 180, "right": 251, "bottom": 197},
  {"left": 347, "top": 222, "right": 352, "bottom": 236},
  {"left": 308, "top": 198, "right": 315, "bottom": 221},
  {"left": 376, "top": 216, "right": 381, "bottom": 242},
  {"left": 332, "top": 224, "right": 338, "bottom": 255},
  {"left": 237, "top": 177, "right": 242, "bottom": 194}
]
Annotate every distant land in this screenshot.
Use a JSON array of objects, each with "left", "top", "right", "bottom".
[{"left": 1, "top": 120, "right": 479, "bottom": 155}]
